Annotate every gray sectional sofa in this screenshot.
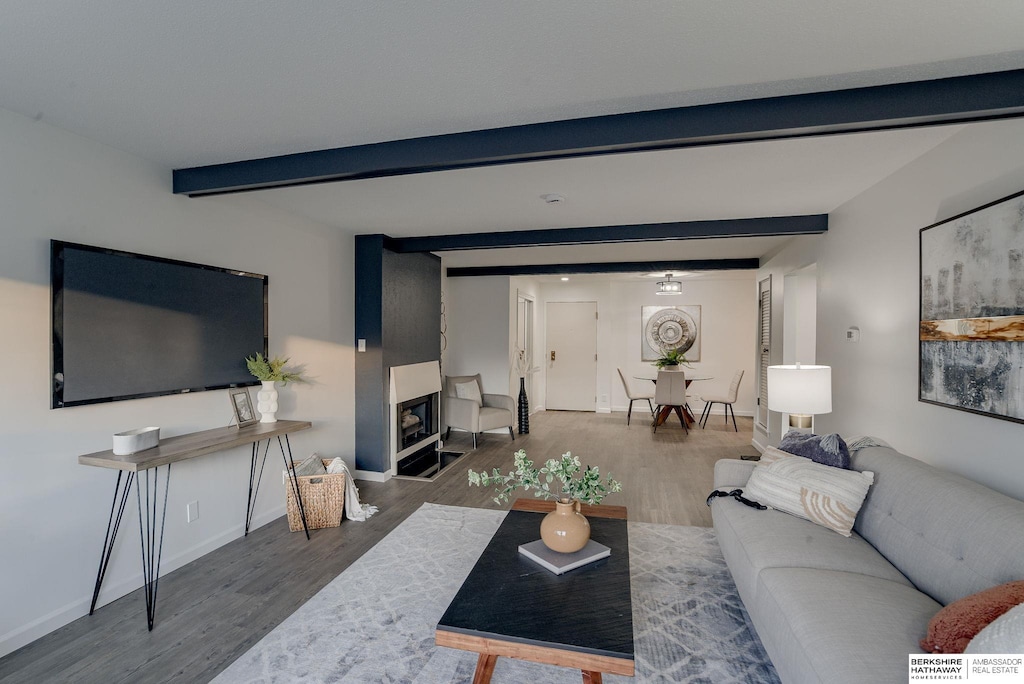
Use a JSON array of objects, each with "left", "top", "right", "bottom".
[{"left": 711, "top": 444, "right": 1024, "bottom": 684}]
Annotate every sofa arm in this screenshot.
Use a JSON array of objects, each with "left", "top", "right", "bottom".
[
  {"left": 482, "top": 393, "right": 516, "bottom": 413},
  {"left": 443, "top": 396, "right": 480, "bottom": 431},
  {"left": 714, "top": 459, "right": 757, "bottom": 488}
]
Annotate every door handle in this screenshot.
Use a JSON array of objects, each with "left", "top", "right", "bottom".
[{"left": 550, "top": 350, "right": 556, "bottom": 361}]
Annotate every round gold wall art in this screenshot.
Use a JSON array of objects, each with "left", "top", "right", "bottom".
[{"left": 645, "top": 308, "right": 697, "bottom": 354}]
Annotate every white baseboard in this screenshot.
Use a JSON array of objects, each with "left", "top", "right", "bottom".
[
  {"left": 751, "top": 435, "right": 769, "bottom": 453},
  {"left": 596, "top": 407, "right": 611, "bottom": 414},
  {"left": 0, "top": 505, "right": 285, "bottom": 659},
  {"left": 354, "top": 469, "right": 391, "bottom": 483}
]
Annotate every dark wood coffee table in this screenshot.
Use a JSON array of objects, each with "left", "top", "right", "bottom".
[{"left": 436, "top": 499, "right": 633, "bottom": 683}]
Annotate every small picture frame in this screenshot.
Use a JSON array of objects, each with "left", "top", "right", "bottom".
[{"left": 229, "top": 389, "right": 257, "bottom": 427}]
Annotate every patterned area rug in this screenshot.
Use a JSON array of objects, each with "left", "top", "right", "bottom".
[{"left": 214, "top": 503, "right": 778, "bottom": 683}]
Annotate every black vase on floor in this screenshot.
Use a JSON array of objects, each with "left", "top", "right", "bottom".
[{"left": 518, "top": 376, "right": 530, "bottom": 434}]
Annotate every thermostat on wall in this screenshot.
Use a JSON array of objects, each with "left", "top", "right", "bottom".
[{"left": 846, "top": 327, "right": 861, "bottom": 343}]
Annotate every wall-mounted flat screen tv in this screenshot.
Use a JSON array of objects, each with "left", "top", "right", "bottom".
[{"left": 51, "top": 240, "right": 268, "bottom": 408}]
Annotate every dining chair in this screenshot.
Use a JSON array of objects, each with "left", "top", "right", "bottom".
[
  {"left": 653, "top": 369, "right": 689, "bottom": 433},
  {"left": 617, "top": 368, "right": 654, "bottom": 426},
  {"left": 698, "top": 370, "right": 744, "bottom": 431}
]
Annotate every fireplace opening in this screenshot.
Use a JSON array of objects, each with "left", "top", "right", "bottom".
[{"left": 398, "top": 393, "right": 437, "bottom": 452}]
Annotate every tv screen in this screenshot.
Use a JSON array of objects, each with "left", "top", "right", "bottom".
[{"left": 51, "top": 240, "right": 268, "bottom": 408}]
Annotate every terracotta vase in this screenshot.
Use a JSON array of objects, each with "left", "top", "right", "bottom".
[{"left": 540, "top": 499, "right": 591, "bottom": 553}]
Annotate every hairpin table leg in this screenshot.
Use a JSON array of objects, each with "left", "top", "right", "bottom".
[
  {"left": 245, "top": 440, "right": 271, "bottom": 535},
  {"left": 89, "top": 470, "right": 136, "bottom": 615},
  {"left": 136, "top": 464, "right": 171, "bottom": 631},
  {"left": 279, "top": 434, "right": 310, "bottom": 540}
]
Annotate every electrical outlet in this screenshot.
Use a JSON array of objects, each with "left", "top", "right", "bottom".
[
  {"left": 358, "top": 339, "right": 366, "bottom": 352},
  {"left": 187, "top": 500, "right": 199, "bottom": 523}
]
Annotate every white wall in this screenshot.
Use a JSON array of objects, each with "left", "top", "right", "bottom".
[
  {"left": 443, "top": 275, "right": 510, "bottom": 395},
  {"left": 761, "top": 117, "right": 1024, "bottom": 500},
  {"left": 539, "top": 275, "right": 757, "bottom": 416},
  {"left": 0, "top": 107, "right": 355, "bottom": 655}
]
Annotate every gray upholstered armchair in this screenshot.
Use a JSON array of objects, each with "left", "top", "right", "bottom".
[{"left": 443, "top": 374, "right": 515, "bottom": 449}]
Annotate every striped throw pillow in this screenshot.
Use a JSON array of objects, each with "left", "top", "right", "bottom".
[{"left": 744, "top": 454, "right": 874, "bottom": 536}]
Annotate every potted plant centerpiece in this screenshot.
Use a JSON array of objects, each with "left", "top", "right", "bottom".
[
  {"left": 244, "top": 353, "right": 306, "bottom": 423},
  {"left": 654, "top": 347, "right": 689, "bottom": 370},
  {"left": 468, "top": 449, "right": 622, "bottom": 553}
]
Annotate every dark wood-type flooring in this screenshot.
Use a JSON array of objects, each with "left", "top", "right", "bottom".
[{"left": 0, "top": 410, "right": 755, "bottom": 684}]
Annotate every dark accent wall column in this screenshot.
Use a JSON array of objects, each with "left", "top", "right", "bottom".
[{"left": 354, "top": 235, "right": 441, "bottom": 473}]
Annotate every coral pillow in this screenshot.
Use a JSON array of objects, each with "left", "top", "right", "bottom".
[
  {"left": 779, "top": 430, "right": 851, "bottom": 468},
  {"left": 920, "top": 581, "right": 1024, "bottom": 653}
]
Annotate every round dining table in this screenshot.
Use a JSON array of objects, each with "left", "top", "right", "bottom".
[{"left": 634, "top": 373, "right": 712, "bottom": 427}]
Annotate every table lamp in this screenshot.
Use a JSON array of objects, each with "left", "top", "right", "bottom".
[{"left": 767, "top": 363, "right": 832, "bottom": 430}]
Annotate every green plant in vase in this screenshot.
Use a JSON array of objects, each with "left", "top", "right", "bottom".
[
  {"left": 244, "top": 353, "right": 306, "bottom": 424},
  {"left": 244, "top": 352, "right": 306, "bottom": 384},
  {"left": 469, "top": 449, "right": 622, "bottom": 553},
  {"left": 653, "top": 348, "right": 690, "bottom": 369}
]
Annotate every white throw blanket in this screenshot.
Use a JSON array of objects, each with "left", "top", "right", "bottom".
[{"left": 325, "top": 456, "right": 379, "bottom": 521}]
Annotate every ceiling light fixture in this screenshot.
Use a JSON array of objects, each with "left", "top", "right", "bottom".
[
  {"left": 656, "top": 273, "right": 682, "bottom": 296},
  {"left": 560, "top": 277, "right": 570, "bottom": 281}
]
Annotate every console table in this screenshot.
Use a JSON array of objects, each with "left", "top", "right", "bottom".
[{"left": 78, "top": 419, "right": 312, "bottom": 630}]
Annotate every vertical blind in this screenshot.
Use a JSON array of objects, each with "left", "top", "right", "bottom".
[{"left": 757, "top": 276, "right": 772, "bottom": 431}]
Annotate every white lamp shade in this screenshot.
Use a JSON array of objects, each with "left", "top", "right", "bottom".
[{"left": 767, "top": 365, "right": 832, "bottom": 415}]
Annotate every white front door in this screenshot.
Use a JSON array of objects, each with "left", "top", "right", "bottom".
[{"left": 545, "top": 301, "right": 597, "bottom": 411}]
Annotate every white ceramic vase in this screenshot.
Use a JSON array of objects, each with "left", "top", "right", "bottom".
[{"left": 257, "top": 380, "right": 279, "bottom": 423}]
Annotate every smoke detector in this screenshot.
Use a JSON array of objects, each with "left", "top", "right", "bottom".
[{"left": 540, "top": 194, "right": 565, "bottom": 204}]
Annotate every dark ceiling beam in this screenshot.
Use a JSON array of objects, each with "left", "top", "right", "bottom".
[
  {"left": 173, "top": 69, "right": 1024, "bottom": 196},
  {"left": 386, "top": 215, "right": 826, "bottom": 253},
  {"left": 446, "top": 259, "right": 760, "bottom": 278}
]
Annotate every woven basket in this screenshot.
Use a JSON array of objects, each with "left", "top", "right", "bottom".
[{"left": 286, "top": 459, "right": 345, "bottom": 532}]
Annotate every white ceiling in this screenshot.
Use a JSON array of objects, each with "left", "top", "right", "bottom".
[
  {"left": 2, "top": 2, "right": 1023, "bottom": 269},
  {"left": 257, "top": 125, "right": 961, "bottom": 235}
]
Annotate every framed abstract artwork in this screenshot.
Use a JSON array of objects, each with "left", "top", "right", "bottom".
[
  {"left": 641, "top": 305, "right": 701, "bottom": 362},
  {"left": 919, "top": 189, "right": 1024, "bottom": 424}
]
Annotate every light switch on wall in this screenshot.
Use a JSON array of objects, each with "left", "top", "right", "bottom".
[{"left": 358, "top": 339, "right": 366, "bottom": 352}]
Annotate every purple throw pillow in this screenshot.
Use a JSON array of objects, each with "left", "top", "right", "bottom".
[{"left": 778, "top": 431, "right": 851, "bottom": 469}]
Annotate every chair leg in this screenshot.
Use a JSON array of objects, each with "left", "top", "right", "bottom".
[
  {"left": 673, "top": 406, "right": 688, "bottom": 433},
  {"left": 627, "top": 400, "right": 633, "bottom": 426},
  {"left": 646, "top": 399, "right": 654, "bottom": 416},
  {"left": 729, "top": 403, "right": 738, "bottom": 432},
  {"left": 700, "top": 402, "right": 713, "bottom": 429},
  {"left": 472, "top": 433, "right": 478, "bottom": 450}
]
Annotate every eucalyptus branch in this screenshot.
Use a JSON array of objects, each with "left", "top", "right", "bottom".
[{"left": 468, "top": 449, "right": 622, "bottom": 506}]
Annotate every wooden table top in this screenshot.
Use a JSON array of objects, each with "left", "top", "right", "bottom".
[
  {"left": 78, "top": 420, "right": 312, "bottom": 472},
  {"left": 436, "top": 500, "right": 634, "bottom": 675}
]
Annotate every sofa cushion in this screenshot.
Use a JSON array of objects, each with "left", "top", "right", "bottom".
[
  {"left": 779, "top": 430, "right": 851, "bottom": 468},
  {"left": 852, "top": 446, "right": 1024, "bottom": 606},
  {"left": 743, "top": 455, "right": 874, "bottom": 536},
  {"left": 712, "top": 495, "right": 912, "bottom": 607},
  {"left": 966, "top": 602, "right": 1024, "bottom": 654},
  {"left": 478, "top": 406, "right": 512, "bottom": 432},
  {"left": 754, "top": 568, "right": 940, "bottom": 684},
  {"left": 921, "top": 580, "right": 1024, "bottom": 653}
]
